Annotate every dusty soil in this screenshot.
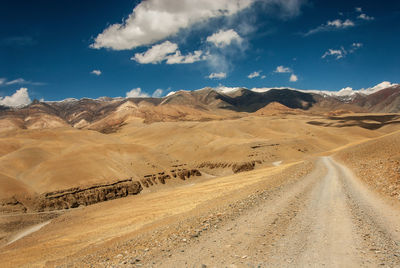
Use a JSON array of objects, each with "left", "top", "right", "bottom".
[
  {"left": 1, "top": 156, "right": 399, "bottom": 267},
  {"left": 119, "top": 157, "right": 400, "bottom": 268},
  {"left": 336, "top": 130, "right": 400, "bottom": 200},
  {"left": 0, "top": 160, "right": 312, "bottom": 266}
]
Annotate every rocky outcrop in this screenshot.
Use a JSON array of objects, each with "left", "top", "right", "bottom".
[
  {"left": 0, "top": 197, "right": 27, "bottom": 213},
  {"left": 198, "top": 162, "right": 232, "bottom": 169},
  {"left": 37, "top": 179, "right": 142, "bottom": 212},
  {"left": 198, "top": 160, "right": 261, "bottom": 173},
  {"left": 232, "top": 161, "right": 257, "bottom": 173},
  {"left": 176, "top": 169, "right": 202, "bottom": 180},
  {"left": 2, "top": 167, "right": 203, "bottom": 214},
  {"left": 140, "top": 169, "right": 202, "bottom": 187},
  {"left": 140, "top": 172, "right": 172, "bottom": 187}
]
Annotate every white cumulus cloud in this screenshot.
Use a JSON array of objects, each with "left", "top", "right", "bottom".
[
  {"left": 91, "top": 70, "right": 102, "bottom": 76},
  {"left": 132, "top": 41, "right": 205, "bottom": 64},
  {"left": 133, "top": 41, "right": 178, "bottom": 64},
  {"left": 208, "top": 72, "right": 227, "bottom": 79},
  {"left": 247, "top": 71, "right": 261, "bottom": 79},
  {"left": 352, "top": 42, "right": 363, "bottom": 48},
  {"left": 322, "top": 48, "right": 345, "bottom": 60},
  {"left": 274, "top": 66, "right": 298, "bottom": 82},
  {"left": 327, "top": 19, "right": 355, "bottom": 28},
  {"left": 275, "top": 66, "right": 292, "bottom": 73},
  {"left": 126, "top": 88, "right": 149, "bottom": 98},
  {"left": 358, "top": 13, "right": 374, "bottom": 21},
  {"left": 0, "top": 88, "right": 32, "bottom": 107},
  {"left": 166, "top": 50, "right": 205, "bottom": 64},
  {"left": 289, "top": 74, "right": 298, "bottom": 82},
  {"left": 214, "top": 85, "right": 242, "bottom": 94},
  {"left": 91, "top": 0, "right": 253, "bottom": 50},
  {"left": 206, "top": 29, "right": 243, "bottom": 48}
]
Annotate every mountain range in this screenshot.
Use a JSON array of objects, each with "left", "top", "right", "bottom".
[{"left": 0, "top": 84, "right": 399, "bottom": 133}]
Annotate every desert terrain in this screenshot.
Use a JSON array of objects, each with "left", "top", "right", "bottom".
[{"left": 0, "top": 87, "right": 400, "bottom": 267}]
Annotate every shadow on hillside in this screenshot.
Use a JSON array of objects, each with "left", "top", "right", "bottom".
[{"left": 307, "top": 114, "right": 400, "bottom": 130}]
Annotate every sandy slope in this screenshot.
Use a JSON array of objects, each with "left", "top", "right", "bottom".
[
  {"left": 0, "top": 161, "right": 311, "bottom": 266},
  {"left": 336, "top": 130, "right": 400, "bottom": 200},
  {"left": 0, "top": 115, "right": 382, "bottom": 200}
]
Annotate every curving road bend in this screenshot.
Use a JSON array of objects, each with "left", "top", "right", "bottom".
[{"left": 153, "top": 157, "right": 400, "bottom": 267}]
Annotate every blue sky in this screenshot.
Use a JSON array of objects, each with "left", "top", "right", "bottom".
[{"left": 1, "top": 0, "right": 399, "bottom": 103}]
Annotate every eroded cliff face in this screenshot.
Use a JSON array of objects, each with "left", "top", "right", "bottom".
[
  {"left": 140, "top": 169, "right": 202, "bottom": 187},
  {"left": 0, "top": 160, "right": 266, "bottom": 214},
  {"left": 1, "top": 167, "right": 203, "bottom": 214},
  {"left": 197, "top": 160, "right": 261, "bottom": 173},
  {"left": 36, "top": 179, "right": 143, "bottom": 211}
]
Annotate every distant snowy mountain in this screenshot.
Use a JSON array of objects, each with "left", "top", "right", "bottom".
[{"left": 1, "top": 81, "right": 399, "bottom": 133}]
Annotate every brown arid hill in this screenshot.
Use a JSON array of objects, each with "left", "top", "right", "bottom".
[
  {"left": 310, "top": 85, "right": 400, "bottom": 113},
  {"left": 1, "top": 86, "right": 400, "bottom": 134},
  {"left": 352, "top": 85, "right": 400, "bottom": 113},
  {"left": 0, "top": 113, "right": 393, "bottom": 212},
  {"left": 0, "top": 107, "right": 400, "bottom": 266},
  {"left": 254, "top": 102, "right": 304, "bottom": 116}
]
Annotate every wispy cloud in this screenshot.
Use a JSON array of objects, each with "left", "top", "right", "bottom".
[
  {"left": 358, "top": 13, "right": 374, "bottom": 21},
  {"left": 304, "top": 19, "right": 355, "bottom": 36},
  {"left": 247, "top": 71, "right": 262, "bottom": 79},
  {"left": 1, "top": 36, "right": 36, "bottom": 47},
  {"left": 322, "top": 48, "right": 345, "bottom": 60},
  {"left": 152, "top": 89, "right": 163, "bottom": 98},
  {"left": 355, "top": 7, "right": 374, "bottom": 20},
  {"left": 322, "top": 43, "right": 363, "bottom": 60},
  {"left": 349, "top": 42, "right": 363, "bottom": 53},
  {"left": 208, "top": 72, "right": 227, "bottom": 80},
  {"left": 0, "top": 78, "right": 45, "bottom": 86}
]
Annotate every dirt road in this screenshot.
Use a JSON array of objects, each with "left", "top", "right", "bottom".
[{"left": 151, "top": 157, "right": 400, "bottom": 267}]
